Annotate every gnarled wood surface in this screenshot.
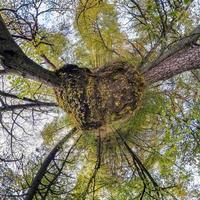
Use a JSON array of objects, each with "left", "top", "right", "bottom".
[{"left": 56, "top": 62, "right": 144, "bottom": 130}]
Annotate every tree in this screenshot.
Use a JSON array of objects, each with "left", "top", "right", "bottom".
[{"left": 0, "top": 0, "right": 199, "bottom": 199}]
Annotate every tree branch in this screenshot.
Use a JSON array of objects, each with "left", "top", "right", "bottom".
[
  {"left": 0, "top": 14, "right": 60, "bottom": 87},
  {"left": 0, "top": 102, "right": 57, "bottom": 112},
  {"left": 142, "top": 25, "right": 200, "bottom": 72},
  {"left": 25, "top": 128, "right": 77, "bottom": 200},
  {"left": 143, "top": 45, "right": 200, "bottom": 84},
  {"left": 143, "top": 25, "right": 200, "bottom": 84},
  {"left": 0, "top": 90, "right": 55, "bottom": 103},
  {"left": 0, "top": 90, "right": 57, "bottom": 111},
  {"left": 0, "top": 69, "right": 8, "bottom": 75}
]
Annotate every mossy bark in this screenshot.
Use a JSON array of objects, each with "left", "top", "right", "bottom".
[{"left": 55, "top": 61, "right": 144, "bottom": 130}]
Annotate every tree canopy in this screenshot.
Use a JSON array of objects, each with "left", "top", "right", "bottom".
[{"left": 0, "top": 0, "right": 199, "bottom": 199}]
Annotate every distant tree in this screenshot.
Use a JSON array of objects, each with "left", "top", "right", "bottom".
[{"left": 0, "top": 0, "right": 199, "bottom": 199}]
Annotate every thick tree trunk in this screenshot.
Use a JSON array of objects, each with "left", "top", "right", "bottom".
[
  {"left": 142, "top": 25, "right": 200, "bottom": 84},
  {"left": 143, "top": 46, "right": 200, "bottom": 84},
  {"left": 55, "top": 62, "right": 144, "bottom": 130},
  {"left": 0, "top": 15, "right": 60, "bottom": 87}
]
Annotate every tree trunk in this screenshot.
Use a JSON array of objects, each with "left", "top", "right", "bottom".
[
  {"left": 25, "top": 128, "right": 77, "bottom": 200},
  {"left": 142, "top": 25, "right": 200, "bottom": 83},
  {"left": 0, "top": 15, "right": 60, "bottom": 87},
  {"left": 143, "top": 45, "right": 200, "bottom": 84}
]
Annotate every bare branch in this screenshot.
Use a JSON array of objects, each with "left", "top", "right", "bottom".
[
  {"left": 0, "top": 90, "right": 54, "bottom": 103},
  {"left": 0, "top": 69, "right": 8, "bottom": 75},
  {"left": 25, "top": 128, "right": 77, "bottom": 200},
  {"left": 0, "top": 102, "right": 57, "bottom": 112}
]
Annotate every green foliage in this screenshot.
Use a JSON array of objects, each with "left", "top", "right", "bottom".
[
  {"left": 50, "top": 71, "right": 199, "bottom": 199},
  {"left": 184, "top": 0, "right": 191, "bottom": 5},
  {"left": 123, "top": 90, "right": 164, "bottom": 132},
  {"left": 42, "top": 116, "right": 72, "bottom": 145},
  {"left": 75, "top": 0, "right": 125, "bottom": 67},
  {"left": 123, "top": 0, "right": 194, "bottom": 66},
  {"left": 7, "top": 75, "right": 52, "bottom": 99}
]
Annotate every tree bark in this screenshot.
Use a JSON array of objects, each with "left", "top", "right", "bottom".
[
  {"left": 142, "top": 25, "right": 200, "bottom": 84},
  {"left": 25, "top": 128, "right": 77, "bottom": 200},
  {"left": 0, "top": 15, "right": 60, "bottom": 88},
  {"left": 143, "top": 45, "right": 200, "bottom": 84}
]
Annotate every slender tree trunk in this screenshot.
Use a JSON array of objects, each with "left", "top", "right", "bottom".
[{"left": 25, "top": 128, "right": 77, "bottom": 200}]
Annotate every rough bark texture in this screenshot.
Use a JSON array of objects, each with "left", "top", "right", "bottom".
[
  {"left": 55, "top": 61, "right": 144, "bottom": 130},
  {"left": 143, "top": 46, "right": 200, "bottom": 83},
  {"left": 142, "top": 25, "right": 200, "bottom": 84}
]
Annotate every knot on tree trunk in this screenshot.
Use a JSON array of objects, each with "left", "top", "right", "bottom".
[{"left": 55, "top": 61, "right": 144, "bottom": 130}]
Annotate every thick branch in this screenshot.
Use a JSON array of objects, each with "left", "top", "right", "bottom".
[
  {"left": 143, "top": 25, "right": 200, "bottom": 84},
  {"left": 142, "top": 25, "right": 200, "bottom": 72},
  {"left": 0, "top": 14, "right": 60, "bottom": 87},
  {"left": 143, "top": 45, "right": 200, "bottom": 84}
]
